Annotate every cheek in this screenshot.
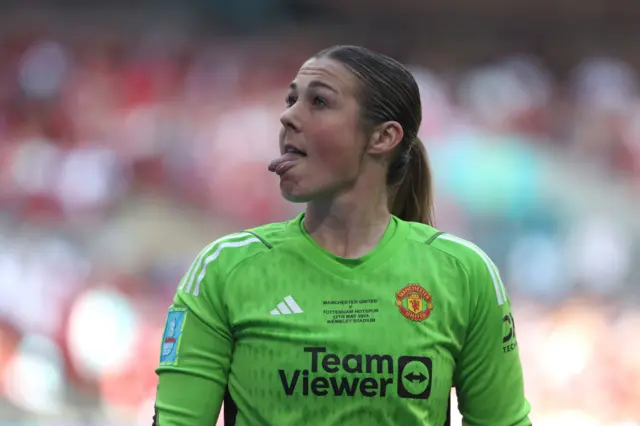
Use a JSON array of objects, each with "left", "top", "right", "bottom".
[{"left": 307, "top": 124, "right": 361, "bottom": 174}]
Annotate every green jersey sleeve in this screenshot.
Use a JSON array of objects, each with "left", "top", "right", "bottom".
[
  {"left": 154, "top": 232, "right": 265, "bottom": 425},
  {"left": 434, "top": 234, "right": 531, "bottom": 426}
]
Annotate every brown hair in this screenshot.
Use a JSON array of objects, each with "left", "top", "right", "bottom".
[{"left": 315, "top": 45, "right": 435, "bottom": 226}]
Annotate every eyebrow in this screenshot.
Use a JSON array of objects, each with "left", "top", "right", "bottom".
[{"left": 289, "top": 81, "right": 339, "bottom": 94}]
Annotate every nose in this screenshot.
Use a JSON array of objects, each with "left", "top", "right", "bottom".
[{"left": 280, "top": 104, "right": 301, "bottom": 133}]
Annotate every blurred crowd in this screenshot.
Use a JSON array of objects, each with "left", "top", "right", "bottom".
[{"left": 0, "top": 20, "right": 639, "bottom": 426}]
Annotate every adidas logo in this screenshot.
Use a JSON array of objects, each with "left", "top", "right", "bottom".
[{"left": 270, "top": 296, "right": 303, "bottom": 316}]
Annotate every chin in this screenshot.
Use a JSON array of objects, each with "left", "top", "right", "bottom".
[
  {"left": 279, "top": 181, "right": 313, "bottom": 203},
  {"left": 280, "top": 189, "right": 311, "bottom": 203}
]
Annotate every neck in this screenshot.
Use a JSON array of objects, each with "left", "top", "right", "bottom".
[{"left": 304, "top": 179, "right": 391, "bottom": 258}]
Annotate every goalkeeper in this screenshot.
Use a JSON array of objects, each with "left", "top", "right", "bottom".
[{"left": 153, "top": 45, "right": 531, "bottom": 426}]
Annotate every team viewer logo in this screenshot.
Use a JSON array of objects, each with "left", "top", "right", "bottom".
[
  {"left": 397, "top": 356, "right": 432, "bottom": 399},
  {"left": 279, "top": 347, "right": 433, "bottom": 399},
  {"left": 395, "top": 284, "right": 433, "bottom": 321}
]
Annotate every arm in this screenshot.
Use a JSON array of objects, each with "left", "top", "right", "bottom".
[
  {"left": 454, "top": 249, "right": 531, "bottom": 426},
  {"left": 154, "top": 250, "right": 232, "bottom": 426}
]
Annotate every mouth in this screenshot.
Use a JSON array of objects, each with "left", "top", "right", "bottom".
[
  {"left": 269, "top": 144, "right": 307, "bottom": 176},
  {"left": 283, "top": 144, "right": 307, "bottom": 157}
]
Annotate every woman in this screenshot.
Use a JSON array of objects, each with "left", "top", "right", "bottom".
[{"left": 154, "top": 45, "right": 531, "bottom": 426}]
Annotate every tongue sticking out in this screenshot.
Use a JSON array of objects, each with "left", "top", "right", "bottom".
[{"left": 268, "top": 152, "right": 304, "bottom": 176}]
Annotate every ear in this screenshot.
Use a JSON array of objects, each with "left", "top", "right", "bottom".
[{"left": 366, "top": 121, "right": 404, "bottom": 156}]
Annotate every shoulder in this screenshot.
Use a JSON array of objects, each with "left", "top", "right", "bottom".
[
  {"left": 190, "top": 230, "right": 269, "bottom": 277},
  {"left": 403, "top": 220, "right": 506, "bottom": 305},
  {"left": 404, "top": 221, "right": 493, "bottom": 271},
  {"left": 404, "top": 220, "right": 442, "bottom": 244},
  {"left": 175, "top": 230, "right": 268, "bottom": 298},
  {"left": 429, "top": 232, "right": 493, "bottom": 271},
  {"left": 192, "top": 216, "right": 298, "bottom": 273},
  {"left": 175, "top": 218, "right": 299, "bottom": 300},
  {"left": 244, "top": 215, "right": 302, "bottom": 249},
  {"left": 430, "top": 232, "right": 508, "bottom": 306}
]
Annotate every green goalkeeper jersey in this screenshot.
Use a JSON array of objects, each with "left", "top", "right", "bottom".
[{"left": 154, "top": 214, "right": 531, "bottom": 426}]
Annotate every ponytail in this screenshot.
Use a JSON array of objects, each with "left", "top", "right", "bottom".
[{"left": 389, "top": 137, "right": 435, "bottom": 226}]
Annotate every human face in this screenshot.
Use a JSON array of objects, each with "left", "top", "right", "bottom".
[{"left": 271, "top": 57, "right": 367, "bottom": 202}]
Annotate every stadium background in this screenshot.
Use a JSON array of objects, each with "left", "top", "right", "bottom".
[{"left": 1, "top": 0, "right": 640, "bottom": 425}]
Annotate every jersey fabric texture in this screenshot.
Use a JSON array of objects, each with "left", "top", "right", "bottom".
[{"left": 154, "top": 213, "right": 531, "bottom": 426}]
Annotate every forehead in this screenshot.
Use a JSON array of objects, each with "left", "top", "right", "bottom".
[{"left": 292, "top": 57, "right": 357, "bottom": 94}]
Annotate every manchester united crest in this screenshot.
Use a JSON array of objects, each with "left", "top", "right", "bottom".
[{"left": 395, "top": 284, "right": 433, "bottom": 321}]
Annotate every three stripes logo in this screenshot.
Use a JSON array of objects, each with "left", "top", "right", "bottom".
[{"left": 270, "top": 296, "right": 303, "bottom": 316}]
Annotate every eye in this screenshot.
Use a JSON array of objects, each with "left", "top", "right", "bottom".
[
  {"left": 285, "top": 95, "right": 297, "bottom": 107},
  {"left": 312, "top": 96, "right": 328, "bottom": 108}
]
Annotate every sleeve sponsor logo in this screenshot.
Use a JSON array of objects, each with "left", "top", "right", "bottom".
[
  {"left": 278, "top": 347, "right": 433, "bottom": 400},
  {"left": 502, "top": 312, "right": 518, "bottom": 353}
]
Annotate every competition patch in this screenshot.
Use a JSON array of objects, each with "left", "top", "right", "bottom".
[{"left": 160, "top": 306, "right": 188, "bottom": 366}]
